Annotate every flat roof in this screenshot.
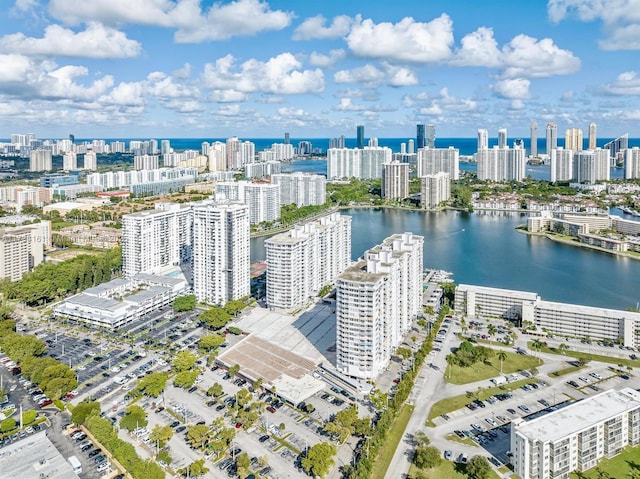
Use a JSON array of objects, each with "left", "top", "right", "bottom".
[
  {"left": 536, "top": 300, "right": 640, "bottom": 320},
  {"left": 0, "top": 430, "right": 81, "bottom": 479},
  {"left": 62, "top": 293, "right": 130, "bottom": 313},
  {"left": 515, "top": 388, "right": 640, "bottom": 442},
  {"left": 457, "top": 283, "right": 539, "bottom": 300}
]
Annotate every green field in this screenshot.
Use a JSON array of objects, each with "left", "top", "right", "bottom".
[
  {"left": 427, "top": 378, "right": 537, "bottom": 426},
  {"left": 371, "top": 404, "right": 415, "bottom": 479},
  {"left": 569, "top": 445, "right": 640, "bottom": 478},
  {"left": 528, "top": 341, "right": 640, "bottom": 369},
  {"left": 408, "top": 459, "right": 502, "bottom": 479},
  {"left": 445, "top": 349, "right": 541, "bottom": 385}
]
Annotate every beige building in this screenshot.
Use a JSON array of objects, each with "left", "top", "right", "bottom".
[
  {"left": 381, "top": 161, "right": 409, "bottom": 200},
  {"left": 565, "top": 127, "right": 583, "bottom": 151},
  {"left": 0, "top": 221, "right": 51, "bottom": 281}
]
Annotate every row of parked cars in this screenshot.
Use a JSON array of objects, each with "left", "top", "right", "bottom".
[{"left": 68, "top": 429, "right": 114, "bottom": 474}]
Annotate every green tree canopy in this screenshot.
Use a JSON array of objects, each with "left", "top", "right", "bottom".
[
  {"left": 198, "top": 334, "right": 225, "bottom": 352},
  {"left": 136, "top": 372, "right": 168, "bottom": 397},
  {"left": 71, "top": 401, "right": 101, "bottom": 425},
  {"left": 198, "top": 307, "right": 231, "bottom": 330},
  {"left": 173, "top": 370, "right": 199, "bottom": 389},
  {"left": 172, "top": 294, "right": 196, "bottom": 311},
  {"left": 466, "top": 455, "right": 492, "bottom": 479},
  {"left": 172, "top": 351, "right": 198, "bottom": 372},
  {"left": 149, "top": 424, "right": 174, "bottom": 448},
  {"left": 301, "top": 442, "right": 337, "bottom": 478},
  {"left": 413, "top": 445, "right": 442, "bottom": 469},
  {"left": 120, "top": 405, "right": 148, "bottom": 432}
]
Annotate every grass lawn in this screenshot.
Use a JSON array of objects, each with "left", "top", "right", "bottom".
[
  {"left": 528, "top": 341, "right": 640, "bottom": 369},
  {"left": 445, "top": 433, "right": 478, "bottom": 447},
  {"left": 445, "top": 350, "right": 541, "bottom": 385},
  {"left": 569, "top": 445, "right": 640, "bottom": 478},
  {"left": 549, "top": 364, "right": 586, "bottom": 377},
  {"left": 408, "top": 460, "right": 502, "bottom": 479},
  {"left": 371, "top": 404, "right": 415, "bottom": 479},
  {"left": 427, "top": 378, "right": 537, "bottom": 426}
]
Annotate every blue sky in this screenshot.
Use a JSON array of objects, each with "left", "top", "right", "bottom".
[{"left": 1, "top": 0, "right": 640, "bottom": 139}]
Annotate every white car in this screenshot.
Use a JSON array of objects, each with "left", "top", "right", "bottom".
[
  {"left": 9, "top": 385, "right": 16, "bottom": 392},
  {"left": 96, "top": 462, "right": 110, "bottom": 472}
]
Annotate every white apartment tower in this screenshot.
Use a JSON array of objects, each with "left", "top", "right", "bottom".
[
  {"left": 381, "top": 161, "right": 409, "bottom": 200},
  {"left": 530, "top": 121, "right": 538, "bottom": 157},
  {"left": 214, "top": 181, "right": 280, "bottom": 224},
  {"left": 63, "top": 151, "right": 77, "bottom": 171},
  {"left": 327, "top": 148, "right": 361, "bottom": 179},
  {"left": 208, "top": 141, "right": 227, "bottom": 171},
  {"left": 574, "top": 149, "right": 610, "bottom": 183},
  {"left": 265, "top": 213, "right": 351, "bottom": 312},
  {"left": 421, "top": 172, "right": 451, "bottom": 209},
  {"left": 83, "top": 151, "right": 97, "bottom": 170},
  {"left": 624, "top": 147, "right": 640, "bottom": 179},
  {"left": 416, "top": 147, "right": 460, "bottom": 179},
  {"left": 550, "top": 147, "right": 574, "bottom": 182},
  {"left": 477, "top": 145, "right": 526, "bottom": 181},
  {"left": 192, "top": 202, "right": 250, "bottom": 305},
  {"left": 477, "top": 129, "right": 489, "bottom": 150},
  {"left": 134, "top": 154, "right": 160, "bottom": 170},
  {"left": 0, "top": 229, "right": 32, "bottom": 282},
  {"left": 271, "top": 173, "right": 326, "bottom": 207},
  {"left": 546, "top": 123, "right": 558, "bottom": 154},
  {"left": 29, "top": 149, "right": 52, "bottom": 172},
  {"left": 336, "top": 232, "right": 423, "bottom": 379},
  {"left": 498, "top": 128, "right": 508, "bottom": 148}
]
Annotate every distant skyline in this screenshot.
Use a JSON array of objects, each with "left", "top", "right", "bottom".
[{"left": 2, "top": 1, "right": 640, "bottom": 138}]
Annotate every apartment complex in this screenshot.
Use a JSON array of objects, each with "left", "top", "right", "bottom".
[
  {"left": 214, "top": 181, "right": 280, "bottom": 224},
  {"left": 327, "top": 146, "right": 392, "bottom": 179},
  {"left": 336, "top": 232, "right": 423, "bottom": 379},
  {"left": 265, "top": 212, "right": 351, "bottom": 312},
  {"left": 624, "top": 147, "right": 640, "bottom": 179},
  {"left": 511, "top": 388, "right": 640, "bottom": 479},
  {"left": 245, "top": 160, "right": 281, "bottom": 179},
  {"left": 271, "top": 172, "right": 326, "bottom": 207},
  {"left": 421, "top": 172, "right": 451, "bottom": 209},
  {"left": 86, "top": 167, "right": 198, "bottom": 189},
  {"left": 476, "top": 145, "right": 526, "bottom": 181},
  {"left": 0, "top": 221, "right": 51, "bottom": 281},
  {"left": 416, "top": 146, "right": 460, "bottom": 180},
  {"left": 381, "top": 161, "right": 409, "bottom": 200},
  {"left": 29, "top": 149, "right": 52, "bottom": 172}
]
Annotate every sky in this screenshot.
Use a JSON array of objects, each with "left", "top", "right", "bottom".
[{"left": 1, "top": 0, "right": 640, "bottom": 140}]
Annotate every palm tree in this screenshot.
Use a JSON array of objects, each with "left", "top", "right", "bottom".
[
  {"left": 532, "top": 339, "right": 543, "bottom": 363},
  {"left": 445, "top": 354, "right": 455, "bottom": 380},
  {"left": 497, "top": 350, "right": 508, "bottom": 374},
  {"left": 460, "top": 317, "right": 467, "bottom": 336},
  {"left": 487, "top": 324, "right": 497, "bottom": 339},
  {"left": 558, "top": 343, "right": 568, "bottom": 355}
]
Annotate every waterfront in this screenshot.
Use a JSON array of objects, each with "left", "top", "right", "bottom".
[{"left": 250, "top": 208, "right": 640, "bottom": 311}]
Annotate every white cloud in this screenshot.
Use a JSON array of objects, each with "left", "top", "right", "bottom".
[
  {"left": 334, "top": 63, "right": 417, "bottom": 87},
  {"left": 599, "top": 24, "right": 640, "bottom": 50},
  {"left": 210, "top": 90, "right": 248, "bottom": 102},
  {"left": 509, "top": 99, "right": 526, "bottom": 110},
  {"left": 309, "top": 49, "right": 345, "bottom": 68},
  {"left": 99, "top": 81, "right": 146, "bottom": 106},
  {"left": 501, "top": 34, "right": 581, "bottom": 78},
  {"left": 203, "top": 53, "right": 324, "bottom": 95},
  {"left": 216, "top": 104, "right": 241, "bottom": 116},
  {"left": 293, "top": 14, "right": 352, "bottom": 40},
  {"left": 346, "top": 14, "right": 454, "bottom": 63},
  {"left": 418, "top": 88, "right": 477, "bottom": 115},
  {"left": 48, "top": 0, "right": 292, "bottom": 42},
  {"left": 383, "top": 63, "right": 418, "bottom": 87},
  {"left": 335, "top": 98, "right": 365, "bottom": 111},
  {"left": 166, "top": 99, "right": 204, "bottom": 113},
  {"left": 492, "top": 78, "right": 531, "bottom": 99},
  {"left": 13, "top": 0, "right": 38, "bottom": 12},
  {"left": 451, "top": 27, "right": 502, "bottom": 67},
  {"left": 146, "top": 71, "right": 199, "bottom": 99},
  {"left": 600, "top": 71, "right": 640, "bottom": 95},
  {"left": 0, "top": 23, "right": 142, "bottom": 58}
]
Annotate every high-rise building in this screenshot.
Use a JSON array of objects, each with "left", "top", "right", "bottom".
[
  {"left": 336, "top": 232, "right": 423, "bottom": 379},
  {"left": 327, "top": 147, "right": 392, "bottom": 179},
  {"left": 511, "top": 388, "right": 640, "bottom": 479},
  {"left": 0, "top": 229, "right": 31, "bottom": 282},
  {"left": 271, "top": 173, "right": 326, "bottom": 207},
  {"left": 565, "top": 128, "right": 583, "bottom": 151},
  {"left": 381, "top": 161, "right": 409, "bottom": 200},
  {"left": 161, "top": 140, "right": 171, "bottom": 155},
  {"left": 417, "top": 147, "right": 459, "bottom": 180},
  {"left": 63, "top": 151, "right": 77, "bottom": 171},
  {"left": 550, "top": 148, "right": 574, "bottom": 182},
  {"left": 29, "top": 149, "right": 52, "bottom": 172},
  {"left": 265, "top": 213, "right": 351, "bottom": 312},
  {"left": 284, "top": 132, "right": 290, "bottom": 145},
  {"left": 356, "top": 125, "right": 365, "bottom": 149},
  {"left": 477, "top": 129, "right": 489, "bottom": 150},
  {"left": 498, "top": 128, "right": 508, "bottom": 148},
  {"left": 476, "top": 145, "right": 526, "bottom": 181},
  {"left": 530, "top": 121, "right": 538, "bottom": 157},
  {"left": 588, "top": 122, "right": 597, "bottom": 150},
  {"left": 421, "top": 172, "right": 451, "bottom": 209},
  {"left": 573, "top": 149, "right": 610, "bottom": 183},
  {"left": 624, "top": 147, "right": 640, "bottom": 179},
  {"left": 208, "top": 141, "right": 227, "bottom": 172},
  {"left": 416, "top": 124, "right": 426, "bottom": 150},
  {"left": 110, "top": 141, "right": 125, "bottom": 153},
  {"left": 134, "top": 154, "right": 159, "bottom": 170},
  {"left": 604, "top": 133, "right": 629, "bottom": 161},
  {"left": 546, "top": 123, "right": 558, "bottom": 154},
  {"left": 83, "top": 151, "right": 97, "bottom": 170},
  {"left": 214, "top": 181, "right": 280, "bottom": 224},
  {"left": 192, "top": 202, "right": 250, "bottom": 305},
  {"left": 408, "top": 139, "right": 415, "bottom": 155},
  {"left": 426, "top": 124, "right": 436, "bottom": 148}
]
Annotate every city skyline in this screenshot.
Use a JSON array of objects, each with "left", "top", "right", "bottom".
[{"left": 1, "top": 1, "right": 640, "bottom": 138}]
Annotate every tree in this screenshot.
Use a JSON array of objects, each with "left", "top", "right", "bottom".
[
  {"left": 136, "top": 372, "right": 168, "bottom": 397},
  {"left": 228, "top": 364, "right": 240, "bottom": 377},
  {"left": 558, "top": 343, "right": 568, "bottom": 355},
  {"left": 198, "top": 307, "right": 231, "bottom": 330},
  {"left": 301, "top": 442, "right": 337, "bottom": 478},
  {"left": 157, "top": 449, "right": 172, "bottom": 465},
  {"left": 413, "top": 445, "right": 441, "bottom": 469},
  {"left": 413, "top": 430, "right": 430, "bottom": 447},
  {"left": 207, "top": 383, "right": 224, "bottom": 397},
  {"left": 466, "top": 455, "right": 492, "bottom": 479},
  {"left": 172, "top": 351, "right": 198, "bottom": 372},
  {"left": 368, "top": 389, "right": 388, "bottom": 411},
  {"left": 185, "top": 424, "right": 210, "bottom": 450},
  {"left": 185, "top": 459, "right": 209, "bottom": 478},
  {"left": 487, "top": 324, "right": 497, "bottom": 338},
  {"left": 396, "top": 347, "right": 412, "bottom": 361},
  {"left": 224, "top": 299, "right": 245, "bottom": 316},
  {"left": 173, "top": 370, "right": 199, "bottom": 389},
  {"left": 71, "top": 401, "right": 101, "bottom": 425},
  {"left": 21, "top": 410, "right": 37, "bottom": 425},
  {"left": 198, "top": 334, "right": 225, "bottom": 352},
  {"left": 172, "top": 294, "right": 196, "bottom": 311},
  {"left": 1, "top": 418, "right": 16, "bottom": 432},
  {"left": 149, "top": 424, "right": 174, "bottom": 448},
  {"left": 497, "top": 350, "right": 508, "bottom": 374},
  {"left": 119, "top": 405, "right": 148, "bottom": 431},
  {"left": 236, "top": 452, "right": 251, "bottom": 476}
]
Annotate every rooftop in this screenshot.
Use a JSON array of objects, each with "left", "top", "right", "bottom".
[
  {"left": 457, "top": 283, "right": 540, "bottom": 300},
  {"left": 514, "top": 388, "right": 640, "bottom": 442}
]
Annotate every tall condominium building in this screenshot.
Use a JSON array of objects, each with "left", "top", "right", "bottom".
[
  {"left": 530, "top": 121, "right": 538, "bottom": 157},
  {"left": 421, "top": 172, "right": 451, "bottom": 209},
  {"left": 425, "top": 124, "right": 436, "bottom": 148},
  {"left": 226, "top": 138, "right": 255, "bottom": 170},
  {"left": 110, "top": 141, "right": 126, "bottom": 153},
  {"left": 550, "top": 147, "right": 574, "bottom": 182},
  {"left": 546, "top": 123, "right": 558, "bottom": 154},
  {"left": 134, "top": 154, "right": 159, "bottom": 170},
  {"left": 0, "top": 222, "right": 51, "bottom": 281},
  {"left": 208, "top": 141, "right": 227, "bottom": 171},
  {"left": 416, "top": 146, "right": 460, "bottom": 179},
  {"left": 356, "top": 125, "right": 365, "bottom": 149},
  {"left": 329, "top": 136, "right": 346, "bottom": 149},
  {"left": 408, "top": 139, "right": 415, "bottom": 154},
  {"left": 416, "top": 124, "right": 426, "bottom": 149},
  {"left": 214, "top": 181, "right": 280, "bottom": 224},
  {"left": 477, "top": 129, "right": 489, "bottom": 150},
  {"left": 574, "top": 148, "right": 610, "bottom": 183},
  {"left": 29, "top": 149, "right": 52, "bottom": 172},
  {"left": 511, "top": 388, "right": 640, "bottom": 479},
  {"left": 193, "top": 202, "right": 250, "bottom": 305},
  {"left": 565, "top": 128, "right": 583, "bottom": 151},
  {"left": 604, "top": 133, "right": 629, "bottom": 160},
  {"left": 327, "top": 147, "right": 392, "bottom": 179},
  {"left": 245, "top": 160, "right": 281, "bottom": 179},
  {"left": 265, "top": 212, "right": 351, "bottom": 312},
  {"left": 498, "top": 128, "right": 508, "bottom": 148},
  {"left": 83, "top": 151, "right": 97, "bottom": 170},
  {"left": 381, "top": 161, "right": 409, "bottom": 201},
  {"left": 588, "top": 122, "right": 597, "bottom": 150},
  {"left": 63, "top": 151, "right": 77, "bottom": 171},
  {"left": 624, "top": 147, "right": 640, "bottom": 179},
  {"left": 476, "top": 145, "right": 526, "bottom": 181},
  {"left": 336, "top": 232, "right": 423, "bottom": 379},
  {"left": 161, "top": 140, "right": 171, "bottom": 155},
  {"left": 271, "top": 172, "right": 326, "bottom": 207}
]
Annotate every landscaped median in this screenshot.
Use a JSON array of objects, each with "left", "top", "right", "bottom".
[
  {"left": 527, "top": 341, "right": 640, "bottom": 369},
  {"left": 370, "top": 404, "right": 414, "bottom": 479}
]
